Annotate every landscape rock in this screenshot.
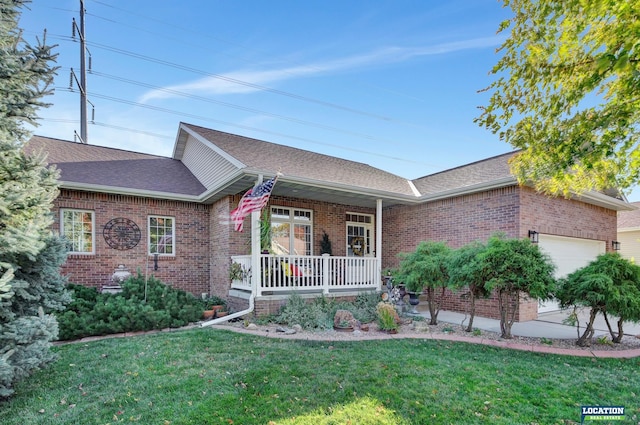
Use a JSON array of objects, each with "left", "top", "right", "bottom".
[{"left": 333, "top": 309, "right": 361, "bottom": 329}]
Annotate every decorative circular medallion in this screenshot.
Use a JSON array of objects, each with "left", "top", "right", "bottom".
[
  {"left": 350, "top": 236, "right": 365, "bottom": 256},
  {"left": 103, "top": 218, "right": 141, "bottom": 250}
]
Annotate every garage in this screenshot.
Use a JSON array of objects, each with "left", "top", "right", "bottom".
[{"left": 537, "top": 234, "right": 606, "bottom": 313}]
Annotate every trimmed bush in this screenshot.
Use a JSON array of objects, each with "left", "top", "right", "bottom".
[{"left": 57, "top": 274, "right": 204, "bottom": 341}]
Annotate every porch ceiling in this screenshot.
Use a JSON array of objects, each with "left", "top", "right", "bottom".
[{"left": 202, "top": 175, "right": 415, "bottom": 208}]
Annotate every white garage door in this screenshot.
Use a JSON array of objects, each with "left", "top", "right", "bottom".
[{"left": 537, "top": 234, "right": 606, "bottom": 313}]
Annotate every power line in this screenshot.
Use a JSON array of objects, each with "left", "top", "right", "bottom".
[
  {"left": 85, "top": 40, "right": 395, "bottom": 122},
  {"left": 21, "top": 4, "right": 445, "bottom": 172},
  {"left": 85, "top": 69, "right": 397, "bottom": 144},
  {"left": 86, "top": 0, "right": 431, "bottom": 105},
  {"left": 54, "top": 87, "right": 437, "bottom": 167}
]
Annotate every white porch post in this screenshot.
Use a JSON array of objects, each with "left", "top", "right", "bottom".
[
  {"left": 376, "top": 198, "right": 382, "bottom": 290},
  {"left": 251, "top": 175, "right": 264, "bottom": 297}
]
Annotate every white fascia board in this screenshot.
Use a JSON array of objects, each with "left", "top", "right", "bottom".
[
  {"left": 618, "top": 227, "right": 640, "bottom": 233},
  {"left": 177, "top": 124, "right": 246, "bottom": 169},
  {"left": 59, "top": 181, "right": 201, "bottom": 203},
  {"left": 574, "top": 190, "right": 636, "bottom": 211}
]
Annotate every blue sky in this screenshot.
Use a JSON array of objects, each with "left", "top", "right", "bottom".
[{"left": 18, "top": 0, "right": 640, "bottom": 200}]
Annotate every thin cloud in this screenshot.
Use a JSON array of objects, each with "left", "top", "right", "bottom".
[{"left": 139, "top": 36, "right": 503, "bottom": 102}]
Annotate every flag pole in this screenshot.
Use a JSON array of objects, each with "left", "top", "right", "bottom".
[{"left": 251, "top": 175, "right": 264, "bottom": 297}]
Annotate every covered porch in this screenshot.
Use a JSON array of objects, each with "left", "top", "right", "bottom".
[{"left": 230, "top": 254, "right": 380, "bottom": 296}]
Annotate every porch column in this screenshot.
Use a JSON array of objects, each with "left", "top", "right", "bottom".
[
  {"left": 251, "top": 175, "right": 263, "bottom": 297},
  {"left": 376, "top": 198, "right": 382, "bottom": 290}
]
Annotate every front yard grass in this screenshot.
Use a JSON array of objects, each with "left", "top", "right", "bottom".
[{"left": 1, "top": 328, "right": 638, "bottom": 424}]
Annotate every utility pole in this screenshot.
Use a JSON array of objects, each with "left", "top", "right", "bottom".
[{"left": 79, "top": 0, "right": 88, "bottom": 143}]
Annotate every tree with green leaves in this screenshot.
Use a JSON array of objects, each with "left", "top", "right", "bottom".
[
  {"left": 476, "top": 0, "right": 640, "bottom": 196},
  {"left": 478, "top": 234, "right": 556, "bottom": 339},
  {"left": 0, "top": 0, "right": 67, "bottom": 398},
  {"left": 395, "top": 241, "right": 451, "bottom": 325},
  {"left": 557, "top": 253, "right": 640, "bottom": 346},
  {"left": 448, "top": 241, "right": 491, "bottom": 332}
]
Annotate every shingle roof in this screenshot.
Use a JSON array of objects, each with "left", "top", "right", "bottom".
[
  {"left": 618, "top": 201, "right": 640, "bottom": 229},
  {"left": 183, "top": 123, "right": 416, "bottom": 196},
  {"left": 411, "top": 152, "right": 516, "bottom": 195},
  {"left": 25, "top": 136, "right": 206, "bottom": 196}
]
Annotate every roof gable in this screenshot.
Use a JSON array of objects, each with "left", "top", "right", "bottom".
[{"left": 181, "top": 123, "right": 416, "bottom": 197}]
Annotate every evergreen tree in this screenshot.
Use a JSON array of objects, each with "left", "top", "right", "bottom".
[
  {"left": 478, "top": 234, "right": 556, "bottom": 339},
  {"left": 0, "top": 0, "right": 67, "bottom": 398}
]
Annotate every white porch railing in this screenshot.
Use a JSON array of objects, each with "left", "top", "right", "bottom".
[{"left": 230, "top": 254, "right": 380, "bottom": 295}]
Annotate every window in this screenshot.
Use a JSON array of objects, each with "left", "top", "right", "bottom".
[
  {"left": 346, "top": 213, "right": 374, "bottom": 257},
  {"left": 270, "top": 207, "right": 312, "bottom": 255},
  {"left": 60, "top": 209, "right": 94, "bottom": 254},
  {"left": 149, "top": 216, "right": 174, "bottom": 255}
]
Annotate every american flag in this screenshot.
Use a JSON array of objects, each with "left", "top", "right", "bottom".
[{"left": 230, "top": 176, "right": 277, "bottom": 232}]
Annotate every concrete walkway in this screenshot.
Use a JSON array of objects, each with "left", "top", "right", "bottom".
[
  {"left": 424, "top": 307, "right": 640, "bottom": 339},
  {"left": 412, "top": 306, "right": 640, "bottom": 358}
]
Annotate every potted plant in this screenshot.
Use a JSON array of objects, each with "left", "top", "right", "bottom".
[
  {"left": 320, "top": 231, "right": 332, "bottom": 255},
  {"left": 201, "top": 296, "right": 226, "bottom": 319}
]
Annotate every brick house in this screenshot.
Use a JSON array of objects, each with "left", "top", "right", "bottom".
[{"left": 25, "top": 122, "right": 632, "bottom": 321}]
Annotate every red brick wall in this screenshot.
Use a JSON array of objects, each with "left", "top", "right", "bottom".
[
  {"left": 519, "top": 186, "right": 617, "bottom": 245},
  {"left": 53, "top": 189, "right": 210, "bottom": 296},
  {"left": 382, "top": 185, "right": 617, "bottom": 321},
  {"left": 382, "top": 186, "right": 520, "bottom": 270},
  {"left": 210, "top": 196, "right": 234, "bottom": 298}
]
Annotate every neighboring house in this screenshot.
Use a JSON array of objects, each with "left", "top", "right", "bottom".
[
  {"left": 25, "top": 122, "right": 633, "bottom": 321},
  {"left": 617, "top": 201, "right": 640, "bottom": 262}
]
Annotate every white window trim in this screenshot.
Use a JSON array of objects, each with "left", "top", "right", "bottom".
[
  {"left": 60, "top": 208, "right": 95, "bottom": 255},
  {"left": 148, "top": 215, "right": 176, "bottom": 256},
  {"left": 270, "top": 206, "right": 314, "bottom": 256},
  {"left": 346, "top": 212, "right": 374, "bottom": 257}
]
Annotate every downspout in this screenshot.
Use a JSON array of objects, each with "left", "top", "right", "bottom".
[
  {"left": 202, "top": 175, "right": 263, "bottom": 327},
  {"left": 200, "top": 290, "right": 255, "bottom": 326}
]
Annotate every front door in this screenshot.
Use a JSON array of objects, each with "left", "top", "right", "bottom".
[
  {"left": 346, "top": 213, "right": 373, "bottom": 257},
  {"left": 346, "top": 213, "right": 374, "bottom": 284}
]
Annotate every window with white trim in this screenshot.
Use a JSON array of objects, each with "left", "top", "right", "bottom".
[
  {"left": 148, "top": 216, "right": 174, "bottom": 255},
  {"left": 270, "top": 207, "right": 313, "bottom": 255},
  {"left": 60, "top": 209, "right": 95, "bottom": 254},
  {"left": 346, "top": 212, "right": 373, "bottom": 257}
]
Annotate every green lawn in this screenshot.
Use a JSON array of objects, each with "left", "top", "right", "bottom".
[{"left": 1, "top": 328, "right": 638, "bottom": 424}]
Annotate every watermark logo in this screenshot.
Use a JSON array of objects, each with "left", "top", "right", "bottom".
[{"left": 581, "top": 406, "right": 624, "bottom": 423}]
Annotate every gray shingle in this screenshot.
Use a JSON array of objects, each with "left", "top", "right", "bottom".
[
  {"left": 25, "top": 136, "right": 206, "bottom": 196},
  {"left": 412, "top": 152, "right": 516, "bottom": 195},
  {"left": 183, "top": 123, "right": 416, "bottom": 196}
]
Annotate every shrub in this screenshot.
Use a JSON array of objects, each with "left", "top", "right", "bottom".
[
  {"left": 276, "top": 292, "right": 330, "bottom": 330},
  {"left": 351, "top": 291, "right": 382, "bottom": 323},
  {"left": 275, "top": 292, "right": 382, "bottom": 330},
  {"left": 395, "top": 241, "right": 452, "bottom": 325},
  {"left": 557, "top": 253, "right": 640, "bottom": 345},
  {"left": 56, "top": 275, "right": 204, "bottom": 341},
  {"left": 376, "top": 302, "right": 399, "bottom": 331},
  {"left": 478, "top": 234, "right": 556, "bottom": 339}
]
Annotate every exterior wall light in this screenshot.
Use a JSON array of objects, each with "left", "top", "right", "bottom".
[
  {"left": 528, "top": 230, "right": 539, "bottom": 244},
  {"left": 612, "top": 240, "right": 621, "bottom": 251}
]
